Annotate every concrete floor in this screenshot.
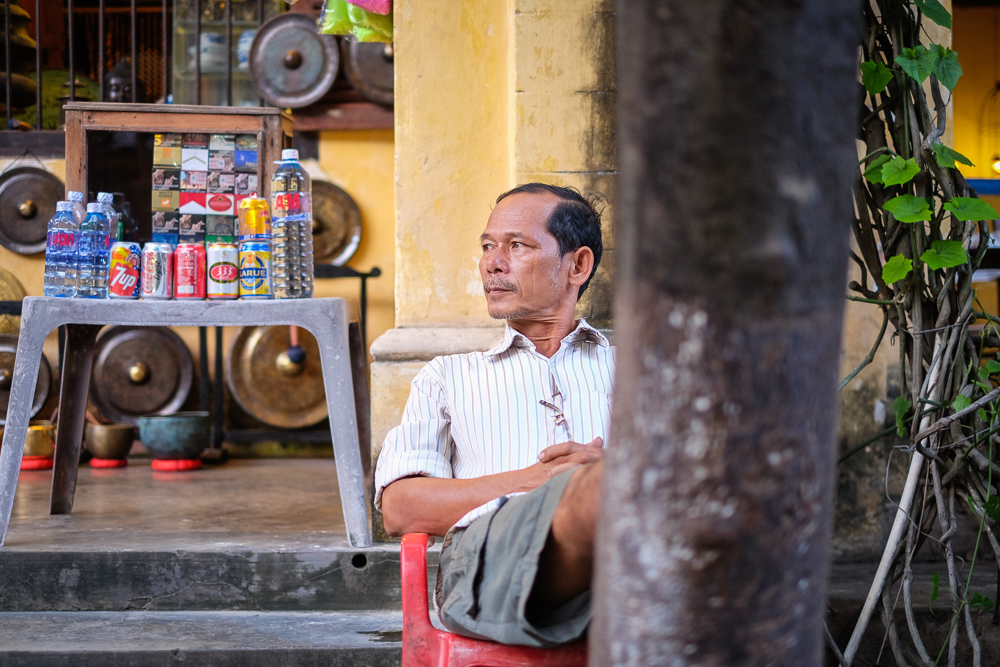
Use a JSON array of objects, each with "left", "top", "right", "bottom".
[{"left": 6, "top": 458, "right": 354, "bottom": 552}]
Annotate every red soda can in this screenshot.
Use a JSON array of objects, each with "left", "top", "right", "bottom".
[
  {"left": 207, "top": 242, "right": 239, "bottom": 299},
  {"left": 174, "top": 242, "right": 207, "bottom": 299},
  {"left": 141, "top": 242, "right": 173, "bottom": 299}
]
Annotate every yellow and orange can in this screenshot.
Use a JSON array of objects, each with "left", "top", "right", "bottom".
[{"left": 238, "top": 196, "right": 271, "bottom": 240}]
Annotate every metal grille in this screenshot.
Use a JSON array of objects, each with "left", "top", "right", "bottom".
[{"left": 1, "top": 0, "right": 266, "bottom": 131}]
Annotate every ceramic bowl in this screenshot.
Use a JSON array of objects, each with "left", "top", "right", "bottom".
[
  {"left": 138, "top": 412, "right": 210, "bottom": 460},
  {"left": 85, "top": 423, "right": 136, "bottom": 460},
  {"left": 24, "top": 420, "right": 55, "bottom": 457}
]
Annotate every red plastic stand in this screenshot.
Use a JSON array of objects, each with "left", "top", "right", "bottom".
[
  {"left": 401, "top": 533, "right": 588, "bottom": 667},
  {"left": 20, "top": 456, "right": 54, "bottom": 471},
  {"left": 90, "top": 458, "right": 128, "bottom": 469},
  {"left": 151, "top": 458, "right": 202, "bottom": 472}
]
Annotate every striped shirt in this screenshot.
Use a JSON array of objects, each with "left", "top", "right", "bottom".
[{"left": 374, "top": 319, "right": 616, "bottom": 529}]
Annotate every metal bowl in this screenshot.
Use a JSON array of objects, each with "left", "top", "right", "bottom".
[
  {"left": 85, "top": 422, "right": 135, "bottom": 460},
  {"left": 24, "top": 420, "right": 55, "bottom": 457},
  {"left": 138, "top": 412, "right": 209, "bottom": 460}
]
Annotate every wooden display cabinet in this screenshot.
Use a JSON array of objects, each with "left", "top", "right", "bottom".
[{"left": 63, "top": 103, "right": 293, "bottom": 242}]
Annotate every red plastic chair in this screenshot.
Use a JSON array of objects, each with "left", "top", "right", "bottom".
[{"left": 401, "top": 533, "right": 588, "bottom": 667}]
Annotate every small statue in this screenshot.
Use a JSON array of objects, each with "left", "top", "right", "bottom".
[{"left": 104, "top": 58, "right": 145, "bottom": 103}]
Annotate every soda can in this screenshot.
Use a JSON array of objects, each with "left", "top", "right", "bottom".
[
  {"left": 107, "top": 242, "right": 142, "bottom": 299},
  {"left": 238, "top": 196, "right": 271, "bottom": 239},
  {"left": 141, "top": 243, "right": 173, "bottom": 299},
  {"left": 207, "top": 242, "right": 239, "bottom": 299},
  {"left": 239, "top": 240, "right": 273, "bottom": 299},
  {"left": 174, "top": 242, "right": 207, "bottom": 299}
]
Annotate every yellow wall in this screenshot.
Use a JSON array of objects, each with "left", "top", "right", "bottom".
[
  {"left": 315, "top": 129, "right": 395, "bottom": 347},
  {"left": 953, "top": 5, "right": 998, "bottom": 179}
]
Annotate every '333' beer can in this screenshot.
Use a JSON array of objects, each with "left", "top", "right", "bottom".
[
  {"left": 239, "top": 240, "right": 272, "bottom": 299},
  {"left": 108, "top": 242, "right": 142, "bottom": 299},
  {"left": 140, "top": 242, "right": 173, "bottom": 300},
  {"left": 207, "top": 242, "right": 239, "bottom": 299}
]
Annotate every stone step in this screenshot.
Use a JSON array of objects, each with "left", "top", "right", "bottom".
[
  {"left": 0, "top": 545, "right": 439, "bottom": 612},
  {"left": 0, "top": 610, "right": 403, "bottom": 667}
]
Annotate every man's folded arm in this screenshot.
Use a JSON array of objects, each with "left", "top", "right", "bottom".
[
  {"left": 380, "top": 467, "right": 546, "bottom": 537},
  {"left": 380, "top": 438, "right": 606, "bottom": 537}
]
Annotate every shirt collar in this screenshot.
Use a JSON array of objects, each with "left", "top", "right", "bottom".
[{"left": 485, "top": 319, "right": 609, "bottom": 357}]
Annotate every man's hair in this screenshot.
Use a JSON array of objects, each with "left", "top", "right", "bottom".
[{"left": 495, "top": 183, "right": 604, "bottom": 299}]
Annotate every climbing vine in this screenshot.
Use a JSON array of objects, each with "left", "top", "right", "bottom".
[{"left": 835, "top": 0, "right": 1000, "bottom": 664}]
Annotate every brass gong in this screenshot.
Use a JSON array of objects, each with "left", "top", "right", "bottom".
[
  {"left": 226, "top": 325, "right": 327, "bottom": 429},
  {"left": 0, "top": 166, "right": 63, "bottom": 255},
  {"left": 89, "top": 326, "right": 194, "bottom": 425},
  {"left": 0, "top": 265, "right": 26, "bottom": 335},
  {"left": 0, "top": 333, "right": 51, "bottom": 425},
  {"left": 312, "top": 180, "right": 362, "bottom": 266},
  {"left": 248, "top": 13, "right": 340, "bottom": 109}
]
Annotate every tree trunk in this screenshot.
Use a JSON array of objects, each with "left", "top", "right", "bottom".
[{"left": 592, "top": 2, "right": 859, "bottom": 664}]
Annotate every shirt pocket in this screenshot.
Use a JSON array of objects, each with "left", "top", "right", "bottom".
[{"left": 574, "top": 390, "right": 612, "bottom": 445}]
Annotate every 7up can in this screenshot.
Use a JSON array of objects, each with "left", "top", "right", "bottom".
[
  {"left": 107, "top": 242, "right": 142, "bottom": 299},
  {"left": 239, "top": 240, "right": 272, "bottom": 299},
  {"left": 207, "top": 242, "right": 239, "bottom": 299}
]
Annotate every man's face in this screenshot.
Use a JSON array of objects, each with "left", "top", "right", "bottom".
[{"left": 479, "top": 192, "right": 574, "bottom": 321}]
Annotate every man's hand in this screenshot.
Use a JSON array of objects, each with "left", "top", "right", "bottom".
[{"left": 535, "top": 436, "right": 605, "bottom": 478}]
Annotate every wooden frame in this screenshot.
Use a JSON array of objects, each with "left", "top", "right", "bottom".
[{"left": 63, "top": 102, "right": 293, "bottom": 207}]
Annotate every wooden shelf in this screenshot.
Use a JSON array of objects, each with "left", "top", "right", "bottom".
[{"left": 292, "top": 101, "right": 392, "bottom": 132}]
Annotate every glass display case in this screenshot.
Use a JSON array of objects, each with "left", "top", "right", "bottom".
[{"left": 172, "top": 0, "right": 283, "bottom": 106}]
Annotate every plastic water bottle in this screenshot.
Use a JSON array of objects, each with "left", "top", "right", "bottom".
[
  {"left": 67, "top": 190, "right": 85, "bottom": 223},
  {"left": 77, "top": 203, "right": 111, "bottom": 298},
  {"left": 270, "top": 149, "right": 313, "bottom": 298},
  {"left": 97, "top": 191, "right": 119, "bottom": 233},
  {"left": 43, "top": 201, "right": 78, "bottom": 298}
]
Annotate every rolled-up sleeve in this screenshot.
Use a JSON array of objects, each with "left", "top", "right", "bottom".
[{"left": 374, "top": 362, "right": 455, "bottom": 510}]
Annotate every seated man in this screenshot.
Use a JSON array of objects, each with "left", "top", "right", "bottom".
[{"left": 375, "top": 183, "right": 613, "bottom": 647}]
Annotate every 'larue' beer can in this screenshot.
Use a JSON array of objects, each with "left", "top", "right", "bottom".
[
  {"left": 107, "top": 241, "right": 142, "bottom": 299},
  {"left": 239, "top": 240, "right": 272, "bottom": 299},
  {"left": 238, "top": 196, "right": 271, "bottom": 240},
  {"left": 140, "top": 242, "right": 173, "bottom": 299},
  {"left": 174, "top": 242, "right": 207, "bottom": 299},
  {"left": 207, "top": 242, "right": 239, "bottom": 299}
]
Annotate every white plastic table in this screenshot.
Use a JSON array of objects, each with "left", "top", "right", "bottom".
[{"left": 0, "top": 296, "right": 372, "bottom": 547}]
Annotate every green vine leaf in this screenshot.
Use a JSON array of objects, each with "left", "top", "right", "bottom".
[
  {"left": 882, "top": 157, "right": 920, "bottom": 186},
  {"left": 943, "top": 197, "right": 998, "bottom": 222},
  {"left": 864, "top": 154, "right": 893, "bottom": 184},
  {"left": 883, "top": 254, "right": 913, "bottom": 283},
  {"left": 930, "top": 572, "right": 940, "bottom": 603},
  {"left": 861, "top": 60, "right": 894, "bottom": 96},
  {"left": 932, "top": 143, "right": 974, "bottom": 169},
  {"left": 896, "top": 45, "right": 939, "bottom": 83},
  {"left": 984, "top": 495, "right": 1000, "bottom": 523},
  {"left": 986, "top": 360, "right": 1000, "bottom": 374},
  {"left": 915, "top": 0, "right": 952, "bottom": 29},
  {"left": 933, "top": 46, "right": 962, "bottom": 91},
  {"left": 921, "top": 240, "right": 968, "bottom": 270},
  {"left": 978, "top": 408, "right": 990, "bottom": 423},
  {"left": 884, "top": 194, "right": 932, "bottom": 222},
  {"left": 971, "top": 592, "right": 995, "bottom": 612},
  {"left": 953, "top": 394, "right": 972, "bottom": 411},
  {"left": 893, "top": 395, "right": 911, "bottom": 437}
]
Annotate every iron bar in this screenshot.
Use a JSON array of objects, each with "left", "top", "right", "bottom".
[
  {"left": 213, "top": 326, "right": 223, "bottom": 449},
  {"left": 256, "top": 0, "right": 263, "bottom": 104},
  {"left": 34, "top": 0, "right": 40, "bottom": 128},
  {"left": 67, "top": 0, "right": 75, "bottom": 102},
  {"left": 5, "top": 0, "right": 11, "bottom": 128},
  {"left": 193, "top": 0, "right": 201, "bottom": 104},
  {"left": 224, "top": 0, "right": 232, "bottom": 105},
  {"left": 198, "top": 326, "right": 209, "bottom": 411},
  {"left": 130, "top": 0, "right": 137, "bottom": 102},
  {"left": 161, "top": 0, "right": 168, "bottom": 102},
  {"left": 98, "top": 0, "right": 104, "bottom": 99}
]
